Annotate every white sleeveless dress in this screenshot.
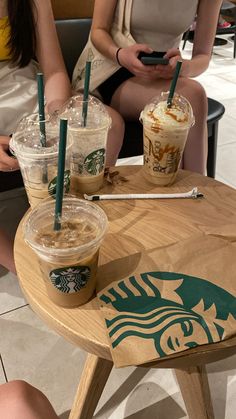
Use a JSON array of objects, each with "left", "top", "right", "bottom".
[
  {"left": 73, "top": 0, "right": 199, "bottom": 93},
  {"left": 131, "top": 0, "right": 198, "bottom": 50},
  {"left": 0, "top": 60, "right": 39, "bottom": 135}
]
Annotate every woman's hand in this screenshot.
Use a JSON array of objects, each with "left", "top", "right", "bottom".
[
  {"left": 118, "top": 46, "right": 186, "bottom": 81},
  {"left": 118, "top": 44, "right": 160, "bottom": 79},
  {"left": 0, "top": 136, "right": 19, "bottom": 172},
  {"left": 155, "top": 48, "right": 184, "bottom": 79}
]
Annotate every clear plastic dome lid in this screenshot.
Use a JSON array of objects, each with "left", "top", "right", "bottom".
[
  {"left": 10, "top": 113, "right": 72, "bottom": 158},
  {"left": 140, "top": 91, "right": 195, "bottom": 129},
  {"left": 59, "top": 94, "right": 111, "bottom": 130}
]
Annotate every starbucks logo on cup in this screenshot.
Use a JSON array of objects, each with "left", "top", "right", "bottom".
[
  {"left": 84, "top": 148, "right": 105, "bottom": 175},
  {"left": 48, "top": 170, "right": 71, "bottom": 197},
  {"left": 50, "top": 266, "right": 91, "bottom": 293}
]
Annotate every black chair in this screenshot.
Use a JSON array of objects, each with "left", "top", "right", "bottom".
[
  {"left": 207, "top": 98, "right": 225, "bottom": 178},
  {"left": 56, "top": 18, "right": 92, "bottom": 80},
  {"left": 56, "top": 18, "right": 225, "bottom": 178}
]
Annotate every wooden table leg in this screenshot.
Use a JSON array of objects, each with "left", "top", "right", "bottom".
[
  {"left": 69, "top": 353, "right": 113, "bottom": 419},
  {"left": 175, "top": 366, "right": 214, "bottom": 419}
]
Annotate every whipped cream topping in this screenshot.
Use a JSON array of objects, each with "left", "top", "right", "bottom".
[{"left": 141, "top": 94, "right": 194, "bottom": 129}]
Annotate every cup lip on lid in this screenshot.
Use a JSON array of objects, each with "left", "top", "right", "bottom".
[
  {"left": 9, "top": 131, "right": 73, "bottom": 160},
  {"left": 24, "top": 196, "right": 108, "bottom": 257},
  {"left": 59, "top": 93, "right": 112, "bottom": 130}
]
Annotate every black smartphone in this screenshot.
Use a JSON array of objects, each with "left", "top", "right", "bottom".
[{"left": 138, "top": 51, "right": 169, "bottom": 65}]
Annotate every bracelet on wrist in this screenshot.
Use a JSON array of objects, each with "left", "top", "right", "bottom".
[{"left": 115, "top": 48, "right": 122, "bottom": 66}]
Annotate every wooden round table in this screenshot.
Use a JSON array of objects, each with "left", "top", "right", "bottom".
[{"left": 14, "top": 166, "right": 236, "bottom": 419}]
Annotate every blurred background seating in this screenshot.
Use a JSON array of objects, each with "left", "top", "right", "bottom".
[{"left": 51, "top": 0, "right": 94, "bottom": 19}]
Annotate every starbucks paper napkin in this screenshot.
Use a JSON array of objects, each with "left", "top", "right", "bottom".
[{"left": 98, "top": 229, "right": 236, "bottom": 367}]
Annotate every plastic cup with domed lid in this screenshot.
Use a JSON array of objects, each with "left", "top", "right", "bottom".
[
  {"left": 140, "top": 92, "right": 195, "bottom": 186},
  {"left": 60, "top": 94, "right": 111, "bottom": 195},
  {"left": 10, "top": 113, "right": 73, "bottom": 207}
]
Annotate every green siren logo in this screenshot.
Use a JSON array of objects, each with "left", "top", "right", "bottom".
[
  {"left": 48, "top": 170, "right": 70, "bottom": 197},
  {"left": 84, "top": 148, "right": 105, "bottom": 175},
  {"left": 50, "top": 265, "right": 90, "bottom": 293},
  {"left": 99, "top": 272, "right": 236, "bottom": 358}
]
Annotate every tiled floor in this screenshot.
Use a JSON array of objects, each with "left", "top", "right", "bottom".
[{"left": 1, "top": 36, "right": 236, "bottom": 418}]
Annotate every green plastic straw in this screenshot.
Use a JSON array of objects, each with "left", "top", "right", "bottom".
[
  {"left": 82, "top": 61, "right": 91, "bottom": 126},
  {"left": 37, "top": 72, "right": 46, "bottom": 146},
  {"left": 37, "top": 73, "right": 48, "bottom": 183},
  {"left": 54, "top": 118, "right": 68, "bottom": 231},
  {"left": 167, "top": 61, "right": 183, "bottom": 108}
]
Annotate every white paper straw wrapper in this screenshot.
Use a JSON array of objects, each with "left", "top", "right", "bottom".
[{"left": 84, "top": 187, "right": 204, "bottom": 201}]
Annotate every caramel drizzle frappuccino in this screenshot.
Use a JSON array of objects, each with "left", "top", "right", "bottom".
[{"left": 142, "top": 94, "right": 193, "bottom": 186}]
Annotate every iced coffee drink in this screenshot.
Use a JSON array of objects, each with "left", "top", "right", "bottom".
[
  {"left": 24, "top": 166, "right": 70, "bottom": 208},
  {"left": 10, "top": 116, "right": 72, "bottom": 207},
  {"left": 24, "top": 197, "right": 108, "bottom": 307},
  {"left": 60, "top": 95, "right": 111, "bottom": 194},
  {"left": 140, "top": 92, "right": 195, "bottom": 186}
]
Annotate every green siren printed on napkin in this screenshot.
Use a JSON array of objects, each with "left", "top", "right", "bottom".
[{"left": 99, "top": 272, "right": 236, "bottom": 365}]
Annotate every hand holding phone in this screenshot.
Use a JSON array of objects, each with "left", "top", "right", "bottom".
[{"left": 138, "top": 51, "right": 169, "bottom": 65}]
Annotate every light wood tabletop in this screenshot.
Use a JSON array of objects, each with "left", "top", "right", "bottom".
[{"left": 14, "top": 166, "right": 236, "bottom": 419}]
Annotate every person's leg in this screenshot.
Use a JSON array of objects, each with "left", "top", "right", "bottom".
[
  {"left": 0, "top": 229, "right": 16, "bottom": 274},
  {"left": 104, "top": 105, "right": 125, "bottom": 166},
  {"left": 0, "top": 380, "right": 59, "bottom": 419},
  {"left": 176, "top": 79, "right": 208, "bottom": 174},
  {"left": 111, "top": 76, "right": 208, "bottom": 174}
]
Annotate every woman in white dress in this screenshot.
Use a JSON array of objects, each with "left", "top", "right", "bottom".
[
  {"left": 0, "top": 0, "right": 71, "bottom": 173},
  {"left": 73, "top": 0, "right": 222, "bottom": 175}
]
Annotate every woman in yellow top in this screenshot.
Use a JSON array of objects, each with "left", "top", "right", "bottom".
[
  {"left": 0, "top": 0, "right": 71, "bottom": 171},
  {"left": 0, "top": 16, "right": 10, "bottom": 60},
  {"left": 0, "top": 0, "right": 71, "bottom": 274}
]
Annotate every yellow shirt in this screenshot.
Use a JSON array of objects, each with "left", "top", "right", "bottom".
[{"left": 0, "top": 16, "right": 10, "bottom": 60}]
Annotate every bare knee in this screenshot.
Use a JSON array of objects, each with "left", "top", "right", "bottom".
[
  {"left": 0, "top": 380, "right": 41, "bottom": 404},
  {"left": 188, "top": 79, "right": 207, "bottom": 107},
  {"left": 105, "top": 105, "right": 125, "bottom": 133},
  {"left": 104, "top": 105, "right": 125, "bottom": 165},
  {"left": 0, "top": 380, "right": 57, "bottom": 419},
  {"left": 0, "top": 380, "right": 31, "bottom": 399},
  {"left": 178, "top": 78, "right": 208, "bottom": 116}
]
